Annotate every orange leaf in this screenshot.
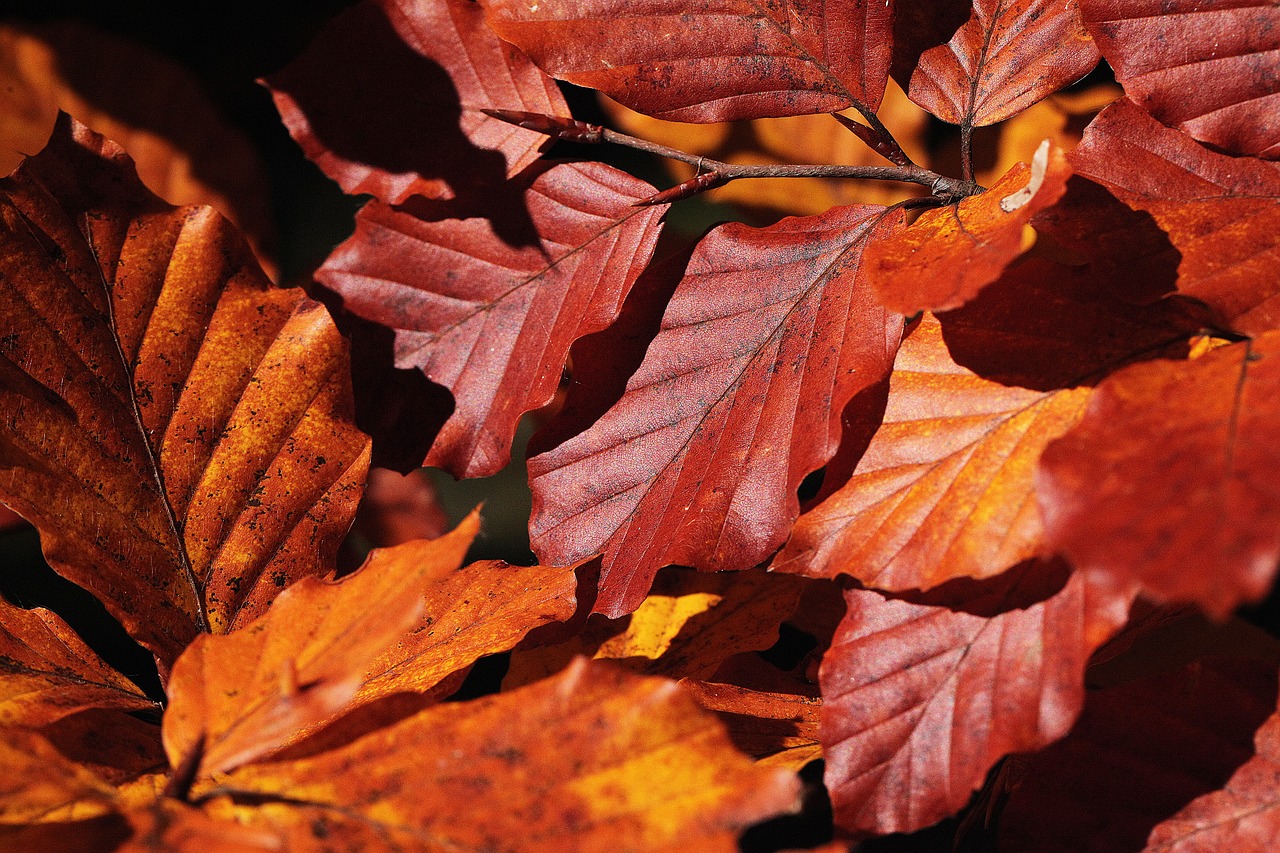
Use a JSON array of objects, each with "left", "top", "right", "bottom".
[
  {"left": 0, "top": 598, "right": 155, "bottom": 726},
  {"left": 211, "top": 658, "right": 801, "bottom": 851},
  {"left": 680, "top": 679, "right": 823, "bottom": 770},
  {"left": 161, "top": 513, "right": 480, "bottom": 777},
  {"left": 0, "top": 727, "right": 117, "bottom": 823},
  {"left": 0, "top": 115, "right": 371, "bottom": 668},
  {"left": 864, "top": 141, "right": 1071, "bottom": 313},
  {"left": 1039, "top": 332, "right": 1280, "bottom": 619}
]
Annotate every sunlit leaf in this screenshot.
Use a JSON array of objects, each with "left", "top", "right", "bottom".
[{"left": 680, "top": 679, "right": 823, "bottom": 770}]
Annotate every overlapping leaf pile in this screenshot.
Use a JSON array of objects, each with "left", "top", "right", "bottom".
[{"left": 3, "top": 0, "right": 1280, "bottom": 849}]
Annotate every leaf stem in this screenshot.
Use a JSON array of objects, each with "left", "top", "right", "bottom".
[{"left": 960, "top": 123, "right": 975, "bottom": 183}]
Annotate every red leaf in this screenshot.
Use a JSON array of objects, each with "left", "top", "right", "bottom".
[
  {"left": 318, "top": 161, "right": 666, "bottom": 478},
  {"left": 265, "top": 0, "right": 568, "bottom": 204},
  {"left": 1000, "top": 658, "right": 1279, "bottom": 853},
  {"left": 1069, "top": 98, "right": 1280, "bottom": 335},
  {"left": 480, "top": 0, "right": 894, "bottom": 121},
  {"left": 864, "top": 141, "right": 1071, "bottom": 313},
  {"left": 896, "top": 0, "right": 1100, "bottom": 127},
  {"left": 1039, "top": 332, "right": 1280, "bottom": 619},
  {"left": 1080, "top": 0, "right": 1280, "bottom": 160},
  {"left": 820, "top": 563, "right": 1136, "bottom": 835},
  {"left": 529, "top": 206, "right": 903, "bottom": 617}
]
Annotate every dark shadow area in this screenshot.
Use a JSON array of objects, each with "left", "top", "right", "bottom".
[
  {"left": 740, "top": 760, "right": 833, "bottom": 853},
  {"left": 848, "top": 556, "right": 1073, "bottom": 618}
]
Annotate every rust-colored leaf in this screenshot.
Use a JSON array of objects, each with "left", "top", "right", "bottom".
[
  {"left": 530, "top": 206, "right": 902, "bottom": 617},
  {"left": 0, "top": 598, "right": 155, "bottom": 725},
  {"left": 38, "top": 710, "right": 166, "bottom": 788},
  {"left": 1000, "top": 658, "right": 1279, "bottom": 853},
  {"left": 895, "top": 0, "right": 1099, "bottom": 127},
  {"left": 1039, "top": 332, "right": 1280, "bottom": 619},
  {"left": 352, "top": 467, "right": 450, "bottom": 547},
  {"left": 0, "top": 727, "right": 117, "bottom": 823},
  {"left": 774, "top": 313, "right": 1091, "bottom": 591},
  {"left": 680, "top": 679, "right": 823, "bottom": 770},
  {"left": 0, "top": 116, "right": 370, "bottom": 668},
  {"left": 1080, "top": 0, "right": 1280, "bottom": 160},
  {"left": 318, "top": 161, "right": 666, "bottom": 478},
  {"left": 211, "top": 658, "right": 801, "bottom": 851},
  {"left": 864, "top": 141, "right": 1071, "bottom": 314},
  {"left": 119, "top": 800, "right": 280, "bottom": 853},
  {"left": 481, "top": 0, "right": 894, "bottom": 121},
  {"left": 265, "top": 0, "right": 568, "bottom": 204},
  {"left": 1069, "top": 98, "right": 1280, "bottom": 335},
  {"left": 821, "top": 563, "right": 1136, "bottom": 835},
  {"left": 162, "top": 513, "right": 479, "bottom": 777}
]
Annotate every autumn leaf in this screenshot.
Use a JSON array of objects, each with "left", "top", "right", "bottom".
[
  {"left": 863, "top": 141, "right": 1071, "bottom": 314},
  {"left": 530, "top": 205, "right": 902, "bottom": 616},
  {"left": 317, "top": 161, "right": 666, "bottom": 478},
  {"left": 894, "top": 0, "right": 1099, "bottom": 128},
  {"left": 353, "top": 467, "right": 450, "bottom": 547},
  {"left": 481, "top": 0, "right": 894, "bottom": 122},
  {"left": 1039, "top": 332, "right": 1280, "bottom": 619},
  {"left": 0, "top": 115, "right": 370, "bottom": 668},
  {"left": 1000, "top": 658, "right": 1279, "bottom": 852},
  {"left": 1080, "top": 0, "right": 1280, "bottom": 160},
  {"left": 680, "top": 679, "right": 823, "bottom": 770},
  {"left": 1069, "top": 98, "right": 1280, "bottom": 335},
  {"left": 0, "top": 726, "right": 117, "bottom": 823},
  {"left": 820, "top": 562, "right": 1136, "bottom": 836},
  {"left": 265, "top": 0, "right": 569, "bottom": 205}
]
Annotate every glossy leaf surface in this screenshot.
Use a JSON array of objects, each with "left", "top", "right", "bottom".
[
  {"left": 266, "top": 0, "right": 568, "bottom": 204},
  {"left": 1080, "top": 0, "right": 1280, "bottom": 159},
  {"left": 0, "top": 116, "right": 370, "bottom": 667},
  {"left": 318, "top": 161, "right": 666, "bottom": 478},
  {"left": 530, "top": 206, "right": 902, "bottom": 616},
  {"left": 481, "top": 0, "right": 894, "bottom": 121}
]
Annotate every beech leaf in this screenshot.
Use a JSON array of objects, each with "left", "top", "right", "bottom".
[
  {"left": 1069, "top": 98, "right": 1280, "bottom": 335},
  {"left": 1039, "top": 332, "right": 1280, "bottom": 619},
  {"left": 265, "top": 0, "right": 569, "bottom": 204},
  {"left": 895, "top": 0, "right": 1100, "bottom": 127},
  {"left": 0, "top": 727, "right": 117, "bottom": 823},
  {"left": 820, "top": 563, "right": 1136, "bottom": 835},
  {"left": 161, "top": 513, "right": 480, "bottom": 776},
  {"left": 680, "top": 679, "right": 823, "bottom": 770},
  {"left": 1080, "top": 0, "right": 1280, "bottom": 160},
  {"left": 0, "top": 598, "right": 155, "bottom": 726},
  {"left": 211, "top": 658, "right": 801, "bottom": 852},
  {"left": 530, "top": 206, "right": 902, "bottom": 617},
  {"left": 480, "top": 0, "right": 894, "bottom": 121},
  {"left": 0, "top": 115, "right": 370, "bottom": 668},
  {"left": 318, "top": 161, "right": 666, "bottom": 478},
  {"left": 863, "top": 141, "right": 1071, "bottom": 314}
]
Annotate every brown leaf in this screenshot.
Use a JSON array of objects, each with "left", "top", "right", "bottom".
[
  {"left": 211, "top": 658, "right": 801, "bottom": 851},
  {"left": 38, "top": 710, "right": 166, "bottom": 788},
  {"left": 0, "top": 598, "right": 155, "bottom": 726},
  {"left": 1080, "top": 0, "right": 1280, "bottom": 160},
  {"left": 318, "top": 161, "right": 666, "bottom": 478},
  {"left": 119, "top": 799, "right": 281, "bottom": 853},
  {"left": 481, "top": 0, "right": 894, "bottom": 121},
  {"left": 680, "top": 679, "right": 823, "bottom": 770},
  {"left": 0, "top": 727, "right": 117, "bottom": 823},
  {"left": 530, "top": 206, "right": 902, "bottom": 617},
  {"left": 774, "top": 313, "right": 1091, "bottom": 591},
  {"left": 1039, "top": 332, "right": 1280, "bottom": 619},
  {"left": 999, "top": 658, "right": 1279, "bottom": 853},
  {"left": 1069, "top": 98, "right": 1280, "bottom": 335},
  {"left": 0, "top": 115, "right": 371, "bottom": 668},
  {"left": 353, "top": 467, "right": 450, "bottom": 547},
  {"left": 265, "top": 0, "right": 568, "bottom": 204},
  {"left": 820, "top": 563, "right": 1136, "bottom": 835},
  {"left": 161, "top": 513, "right": 480, "bottom": 776},
  {"left": 864, "top": 142, "right": 1071, "bottom": 314}
]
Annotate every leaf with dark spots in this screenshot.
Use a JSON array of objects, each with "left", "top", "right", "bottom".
[
  {"left": 265, "top": 0, "right": 568, "bottom": 205},
  {"left": 0, "top": 115, "right": 370, "bottom": 670},
  {"left": 481, "top": 0, "right": 894, "bottom": 121},
  {"left": 529, "top": 205, "right": 902, "bottom": 617},
  {"left": 318, "top": 161, "right": 666, "bottom": 478}
]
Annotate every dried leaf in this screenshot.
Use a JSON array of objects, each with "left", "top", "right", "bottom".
[
  {"left": 119, "top": 800, "right": 280, "bottom": 853},
  {"left": 482, "top": 0, "right": 894, "bottom": 121},
  {"left": 211, "top": 659, "right": 801, "bottom": 852},
  {"left": 0, "top": 727, "right": 117, "bottom": 823},
  {"left": 265, "top": 0, "right": 568, "bottom": 204},
  {"left": 821, "top": 564, "right": 1136, "bottom": 835},
  {"left": 895, "top": 0, "right": 1099, "bottom": 126},
  {"left": 1039, "top": 332, "right": 1280, "bottom": 618},
  {"left": 1080, "top": 0, "right": 1280, "bottom": 159},
  {"left": 0, "top": 598, "right": 155, "bottom": 725},
  {"left": 353, "top": 467, "right": 449, "bottom": 547},
  {"left": 0, "top": 116, "right": 371, "bottom": 667},
  {"left": 318, "top": 161, "right": 666, "bottom": 478},
  {"left": 864, "top": 142, "right": 1071, "bottom": 314},
  {"left": 161, "top": 513, "right": 479, "bottom": 776},
  {"left": 1069, "top": 98, "right": 1280, "bottom": 335},
  {"left": 680, "top": 679, "right": 823, "bottom": 770},
  {"left": 530, "top": 206, "right": 902, "bottom": 617}
]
